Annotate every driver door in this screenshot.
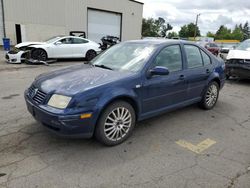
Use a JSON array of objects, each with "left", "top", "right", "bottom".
[
  {"left": 50, "top": 37, "right": 73, "bottom": 58},
  {"left": 141, "top": 45, "right": 188, "bottom": 114}
]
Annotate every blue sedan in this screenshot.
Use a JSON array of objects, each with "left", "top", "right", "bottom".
[{"left": 25, "top": 40, "right": 226, "bottom": 146}]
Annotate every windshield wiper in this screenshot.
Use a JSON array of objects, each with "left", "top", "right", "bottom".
[{"left": 93, "top": 64, "right": 113, "bottom": 70}]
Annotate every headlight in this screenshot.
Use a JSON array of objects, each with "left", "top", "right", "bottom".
[{"left": 47, "top": 94, "right": 72, "bottom": 109}]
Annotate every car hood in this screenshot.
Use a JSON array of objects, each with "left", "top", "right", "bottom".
[
  {"left": 34, "top": 64, "right": 135, "bottom": 95},
  {"left": 227, "top": 50, "right": 250, "bottom": 60},
  {"left": 16, "top": 42, "right": 46, "bottom": 48}
]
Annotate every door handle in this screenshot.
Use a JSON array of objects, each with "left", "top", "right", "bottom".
[{"left": 179, "top": 74, "right": 185, "bottom": 80}]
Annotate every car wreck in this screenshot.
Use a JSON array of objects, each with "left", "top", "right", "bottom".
[
  {"left": 226, "top": 39, "right": 250, "bottom": 79},
  {"left": 5, "top": 35, "right": 101, "bottom": 64}
]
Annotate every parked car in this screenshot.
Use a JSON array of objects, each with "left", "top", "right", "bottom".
[
  {"left": 226, "top": 39, "right": 250, "bottom": 79},
  {"left": 218, "top": 43, "right": 239, "bottom": 61},
  {"left": 204, "top": 42, "right": 220, "bottom": 56},
  {"left": 5, "top": 36, "right": 101, "bottom": 63},
  {"left": 25, "top": 40, "right": 226, "bottom": 146}
]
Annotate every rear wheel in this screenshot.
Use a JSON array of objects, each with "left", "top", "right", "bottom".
[
  {"left": 199, "top": 81, "right": 219, "bottom": 110},
  {"left": 31, "top": 49, "right": 47, "bottom": 61},
  {"left": 86, "top": 50, "right": 97, "bottom": 61},
  {"left": 95, "top": 101, "right": 136, "bottom": 146}
]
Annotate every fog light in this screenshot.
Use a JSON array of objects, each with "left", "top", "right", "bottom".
[{"left": 80, "top": 113, "right": 92, "bottom": 119}]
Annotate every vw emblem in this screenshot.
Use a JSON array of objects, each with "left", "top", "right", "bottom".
[{"left": 31, "top": 88, "right": 38, "bottom": 98}]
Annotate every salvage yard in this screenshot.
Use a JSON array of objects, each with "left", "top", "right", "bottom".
[{"left": 0, "top": 54, "right": 250, "bottom": 187}]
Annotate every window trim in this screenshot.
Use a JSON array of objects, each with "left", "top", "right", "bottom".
[{"left": 150, "top": 44, "right": 184, "bottom": 74}]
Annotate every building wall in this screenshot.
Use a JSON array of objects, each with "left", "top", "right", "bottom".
[{"left": 3, "top": 0, "right": 143, "bottom": 45}]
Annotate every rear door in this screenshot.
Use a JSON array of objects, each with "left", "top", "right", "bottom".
[
  {"left": 141, "top": 44, "right": 188, "bottom": 114},
  {"left": 70, "top": 37, "right": 90, "bottom": 57},
  {"left": 184, "top": 45, "right": 213, "bottom": 100}
]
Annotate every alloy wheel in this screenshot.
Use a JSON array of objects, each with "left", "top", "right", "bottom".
[
  {"left": 104, "top": 107, "right": 132, "bottom": 141},
  {"left": 205, "top": 84, "right": 218, "bottom": 107}
]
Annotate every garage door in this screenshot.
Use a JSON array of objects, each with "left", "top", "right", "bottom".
[
  {"left": 88, "top": 9, "right": 121, "bottom": 43},
  {"left": 0, "top": 0, "right": 4, "bottom": 45}
]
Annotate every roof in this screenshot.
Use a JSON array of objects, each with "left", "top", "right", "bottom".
[{"left": 125, "top": 39, "right": 195, "bottom": 46}]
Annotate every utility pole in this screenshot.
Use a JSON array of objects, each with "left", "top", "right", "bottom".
[{"left": 194, "top": 13, "right": 201, "bottom": 40}]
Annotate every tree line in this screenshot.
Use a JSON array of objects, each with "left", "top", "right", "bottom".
[{"left": 142, "top": 17, "right": 250, "bottom": 41}]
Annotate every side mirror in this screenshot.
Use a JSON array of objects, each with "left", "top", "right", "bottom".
[
  {"left": 55, "top": 41, "right": 62, "bottom": 45},
  {"left": 148, "top": 66, "right": 170, "bottom": 77}
]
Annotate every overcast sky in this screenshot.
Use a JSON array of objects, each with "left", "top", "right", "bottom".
[{"left": 139, "top": 0, "right": 250, "bottom": 35}]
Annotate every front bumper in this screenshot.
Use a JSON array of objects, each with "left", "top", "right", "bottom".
[
  {"left": 5, "top": 51, "right": 26, "bottom": 64},
  {"left": 25, "top": 95, "right": 96, "bottom": 138},
  {"left": 226, "top": 61, "right": 250, "bottom": 79}
]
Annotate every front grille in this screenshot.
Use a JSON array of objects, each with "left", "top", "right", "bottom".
[{"left": 28, "top": 85, "right": 47, "bottom": 104}]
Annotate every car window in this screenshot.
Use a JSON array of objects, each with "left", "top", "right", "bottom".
[
  {"left": 72, "top": 38, "right": 89, "bottom": 44},
  {"left": 59, "top": 38, "right": 72, "bottom": 44},
  {"left": 154, "top": 45, "right": 182, "bottom": 72},
  {"left": 210, "top": 43, "right": 218, "bottom": 48},
  {"left": 184, "top": 45, "right": 203, "bottom": 68},
  {"left": 201, "top": 50, "right": 211, "bottom": 66}
]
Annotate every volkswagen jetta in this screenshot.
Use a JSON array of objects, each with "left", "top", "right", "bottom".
[{"left": 25, "top": 40, "right": 226, "bottom": 146}]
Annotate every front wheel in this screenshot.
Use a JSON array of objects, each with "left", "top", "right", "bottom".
[
  {"left": 199, "top": 82, "right": 219, "bottom": 110},
  {"left": 85, "top": 50, "right": 97, "bottom": 61},
  {"left": 95, "top": 101, "right": 136, "bottom": 146},
  {"left": 31, "top": 49, "right": 47, "bottom": 61}
]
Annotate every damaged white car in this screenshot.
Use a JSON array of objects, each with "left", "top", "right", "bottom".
[
  {"left": 226, "top": 39, "right": 250, "bottom": 79},
  {"left": 5, "top": 36, "right": 101, "bottom": 64}
]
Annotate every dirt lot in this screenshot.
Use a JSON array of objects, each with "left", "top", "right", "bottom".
[{"left": 0, "top": 53, "right": 249, "bottom": 188}]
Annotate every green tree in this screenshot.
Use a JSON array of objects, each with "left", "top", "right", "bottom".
[
  {"left": 167, "top": 31, "right": 178, "bottom": 39},
  {"left": 215, "top": 25, "right": 232, "bottom": 40},
  {"left": 242, "top": 21, "right": 250, "bottom": 40},
  {"left": 179, "top": 23, "right": 200, "bottom": 38},
  {"left": 142, "top": 17, "right": 172, "bottom": 37},
  {"left": 206, "top": 31, "right": 215, "bottom": 38},
  {"left": 232, "top": 25, "right": 244, "bottom": 41}
]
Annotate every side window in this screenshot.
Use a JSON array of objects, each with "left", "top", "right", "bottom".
[
  {"left": 60, "top": 38, "right": 72, "bottom": 44},
  {"left": 201, "top": 50, "right": 211, "bottom": 66},
  {"left": 72, "top": 38, "right": 89, "bottom": 44},
  {"left": 154, "top": 45, "right": 182, "bottom": 72},
  {"left": 184, "top": 45, "right": 203, "bottom": 68}
]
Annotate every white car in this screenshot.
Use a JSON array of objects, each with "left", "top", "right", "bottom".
[
  {"left": 5, "top": 36, "right": 101, "bottom": 64},
  {"left": 226, "top": 39, "right": 250, "bottom": 79}
]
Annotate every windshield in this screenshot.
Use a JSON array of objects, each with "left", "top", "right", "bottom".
[
  {"left": 91, "top": 43, "right": 156, "bottom": 72},
  {"left": 45, "top": 36, "right": 61, "bottom": 43},
  {"left": 236, "top": 40, "right": 250, "bottom": 51}
]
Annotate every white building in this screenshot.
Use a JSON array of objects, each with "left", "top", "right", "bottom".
[{"left": 0, "top": 0, "right": 143, "bottom": 45}]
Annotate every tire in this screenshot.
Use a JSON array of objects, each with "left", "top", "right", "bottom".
[
  {"left": 31, "top": 49, "right": 47, "bottom": 61},
  {"left": 199, "top": 81, "right": 219, "bottom": 110},
  {"left": 86, "top": 50, "right": 97, "bottom": 61},
  {"left": 95, "top": 101, "right": 136, "bottom": 146}
]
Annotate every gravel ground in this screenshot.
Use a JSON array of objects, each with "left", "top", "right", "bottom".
[{"left": 0, "top": 53, "right": 249, "bottom": 188}]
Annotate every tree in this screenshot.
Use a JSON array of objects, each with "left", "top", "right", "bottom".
[
  {"left": 232, "top": 25, "right": 244, "bottom": 41},
  {"left": 167, "top": 31, "right": 178, "bottom": 39},
  {"left": 142, "top": 17, "right": 172, "bottom": 37},
  {"left": 179, "top": 23, "right": 200, "bottom": 38},
  {"left": 215, "top": 25, "right": 232, "bottom": 40},
  {"left": 242, "top": 21, "right": 250, "bottom": 40},
  {"left": 207, "top": 31, "right": 215, "bottom": 38}
]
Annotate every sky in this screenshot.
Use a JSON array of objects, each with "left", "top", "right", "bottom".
[{"left": 139, "top": 0, "right": 250, "bottom": 35}]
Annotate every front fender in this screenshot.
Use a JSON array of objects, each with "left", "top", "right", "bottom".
[{"left": 94, "top": 87, "right": 140, "bottom": 120}]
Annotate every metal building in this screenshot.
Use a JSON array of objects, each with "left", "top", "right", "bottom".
[{"left": 1, "top": 0, "right": 143, "bottom": 45}]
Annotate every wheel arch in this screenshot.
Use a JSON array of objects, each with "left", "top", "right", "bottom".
[
  {"left": 97, "top": 95, "right": 140, "bottom": 122},
  {"left": 31, "top": 47, "right": 48, "bottom": 58}
]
